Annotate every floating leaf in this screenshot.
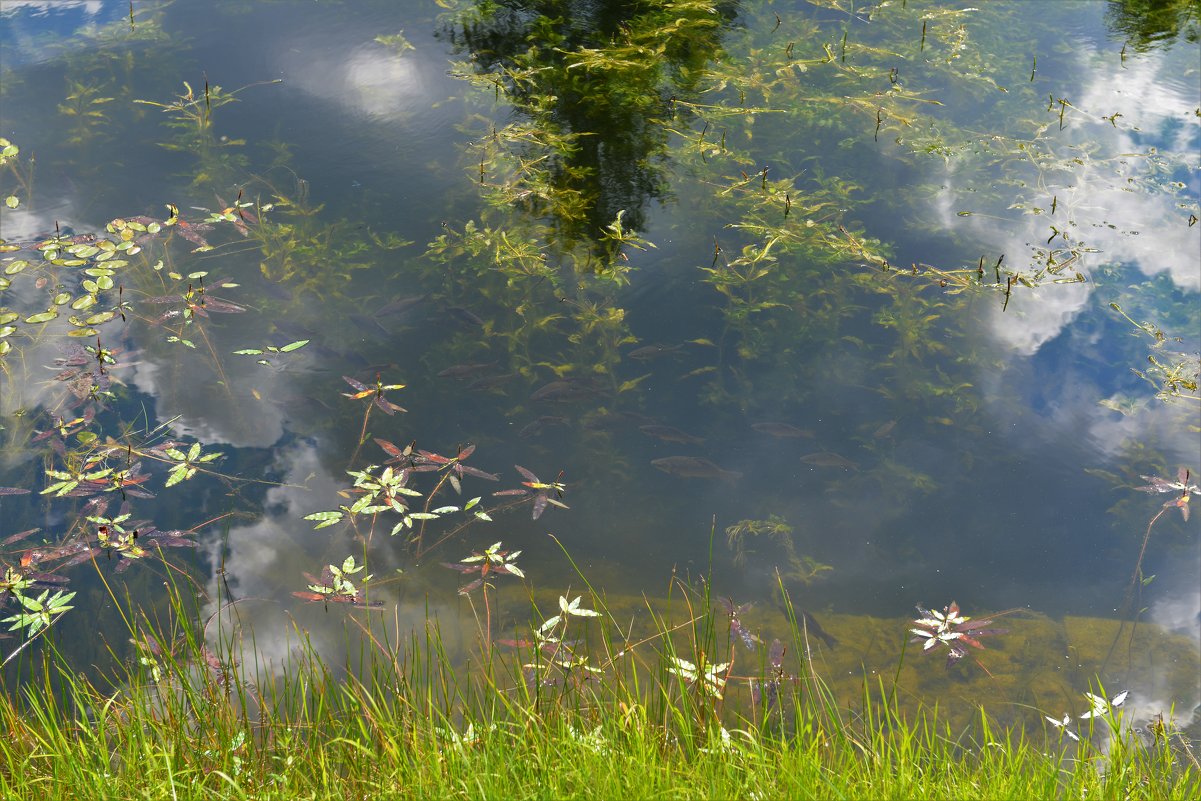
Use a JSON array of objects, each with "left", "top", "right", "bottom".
[
  {"left": 304, "top": 511, "right": 345, "bottom": 529},
  {"left": 279, "top": 339, "right": 309, "bottom": 352},
  {"left": 25, "top": 310, "right": 58, "bottom": 324}
]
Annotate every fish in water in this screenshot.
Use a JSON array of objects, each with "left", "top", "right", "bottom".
[
  {"left": 800, "top": 610, "right": 838, "bottom": 649},
  {"left": 445, "top": 306, "right": 484, "bottom": 327},
  {"left": 437, "top": 361, "right": 498, "bottom": 379},
  {"left": 651, "top": 456, "right": 741, "bottom": 480},
  {"left": 872, "top": 420, "right": 897, "bottom": 439},
  {"left": 800, "top": 451, "right": 858, "bottom": 470},
  {"left": 530, "top": 379, "right": 602, "bottom": 402},
  {"left": 518, "top": 415, "right": 568, "bottom": 439},
  {"left": 627, "top": 343, "right": 683, "bottom": 361},
  {"left": 375, "top": 294, "right": 426, "bottom": 317},
  {"left": 467, "top": 373, "right": 517, "bottom": 391},
  {"left": 582, "top": 409, "right": 657, "bottom": 430},
  {"left": 639, "top": 424, "right": 705, "bottom": 445},
  {"left": 751, "top": 421, "right": 814, "bottom": 438}
]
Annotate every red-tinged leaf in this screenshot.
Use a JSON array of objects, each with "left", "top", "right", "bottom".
[
  {"left": 458, "top": 578, "right": 484, "bottom": 595},
  {"left": 0, "top": 487, "right": 31, "bottom": 495},
  {"left": 441, "top": 562, "right": 479, "bottom": 574},
  {"left": 497, "top": 639, "right": 535, "bottom": 649},
  {"left": 147, "top": 536, "right": 197, "bottom": 549},
  {"left": 957, "top": 618, "right": 996, "bottom": 631},
  {"left": 343, "top": 376, "right": 369, "bottom": 392},
  {"left": 28, "top": 572, "right": 70, "bottom": 585},
  {"left": 457, "top": 443, "right": 477, "bottom": 460},
  {"left": 514, "top": 465, "right": 540, "bottom": 484},
  {"left": 1, "top": 528, "right": 40, "bottom": 545},
  {"left": 531, "top": 494, "right": 548, "bottom": 520},
  {"left": 292, "top": 591, "right": 328, "bottom": 602},
  {"left": 769, "top": 639, "right": 786, "bottom": 668},
  {"left": 375, "top": 397, "right": 406, "bottom": 415},
  {"left": 199, "top": 298, "right": 247, "bottom": 314},
  {"left": 374, "top": 438, "right": 409, "bottom": 459},
  {"left": 417, "top": 450, "right": 452, "bottom": 465},
  {"left": 175, "top": 223, "right": 210, "bottom": 248},
  {"left": 56, "top": 549, "right": 98, "bottom": 570},
  {"left": 493, "top": 489, "right": 528, "bottom": 497},
  {"left": 458, "top": 465, "right": 500, "bottom": 481}
]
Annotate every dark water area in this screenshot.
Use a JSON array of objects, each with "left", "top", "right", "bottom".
[{"left": 1, "top": 0, "right": 1198, "bottom": 727}]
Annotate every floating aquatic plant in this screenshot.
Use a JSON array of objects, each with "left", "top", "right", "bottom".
[{"left": 909, "top": 601, "right": 1007, "bottom": 671}]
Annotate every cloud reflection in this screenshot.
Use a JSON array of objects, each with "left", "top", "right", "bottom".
[
  {"left": 199, "top": 441, "right": 464, "bottom": 679},
  {"left": 935, "top": 44, "right": 1199, "bottom": 356}
]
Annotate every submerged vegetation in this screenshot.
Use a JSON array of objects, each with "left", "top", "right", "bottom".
[{"left": 0, "top": 0, "right": 1198, "bottom": 796}]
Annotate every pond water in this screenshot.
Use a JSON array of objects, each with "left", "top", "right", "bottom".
[{"left": 1, "top": 0, "right": 1198, "bottom": 729}]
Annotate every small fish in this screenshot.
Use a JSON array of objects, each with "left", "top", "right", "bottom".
[
  {"left": 437, "top": 361, "right": 498, "bottom": 379},
  {"left": 800, "top": 452, "right": 858, "bottom": 470},
  {"left": 348, "top": 313, "right": 388, "bottom": 335},
  {"left": 872, "top": 420, "right": 897, "bottom": 439},
  {"left": 446, "top": 306, "right": 484, "bottom": 327},
  {"left": 258, "top": 280, "right": 294, "bottom": 301},
  {"left": 582, "top": 409, "right": 655, "bottom": 430},
  {"left": 530, "top": 379, "right": 600, "bottom": 402},
  {"left": 627, "top": 343, "right": 683, "bottom": 361},
  {"left": 467, "top": 373, "right": 516, "bottom": 391},
  {"left": 518, "top": 415, "right": 568, "bottom": 438},
  {"left": 801, "top": 610, "right": 838, "bottom": 649},
  {"left": 376, "top": 294, "right": 426, "bottom": 317},
  {"left": 639, "top": 424, "right": 704, "bottom": 445},
  {"left": 651, "top": 456, "right": 741, "bottom": 481},
  {"left": 752, "top": 422, "right": 814, "bottom": 439}
]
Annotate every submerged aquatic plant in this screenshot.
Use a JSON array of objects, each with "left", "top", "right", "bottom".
[{"left": 909, "top": 601, "right": 1007, "bottom": 671}]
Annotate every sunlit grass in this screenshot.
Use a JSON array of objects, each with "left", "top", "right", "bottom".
[{"left": 0, "top": 572, "right": 1195, "bottom": 801}]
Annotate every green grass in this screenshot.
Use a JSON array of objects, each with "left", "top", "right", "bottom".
[{"left": 0, "top": 572, "right": 1196, "bottom": 801}]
